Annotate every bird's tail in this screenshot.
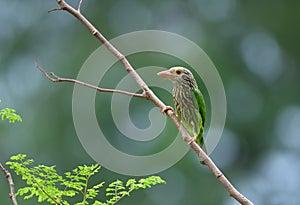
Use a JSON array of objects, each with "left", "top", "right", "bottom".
[
  {"left": 197, "top": 133, "right": 206, "bottom": 152},
  {"left": 197, "top": 133, "right": 207, "bottom": 164}
]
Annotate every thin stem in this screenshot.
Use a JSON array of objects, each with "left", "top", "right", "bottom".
[
  {"left": 35, "top": 61, "right": 145, "bottom": 98},
  {"left": 33, "top": 179, "right": 62, "bottom": 205},
  {"left": 77, "top": 0, "right": 83, "bottom": 12},
  {"left": 0, "top": 163, "right": 18, "bottom": 205},
  {"left": 81, "top": 175, "right": 90, "bottom": 203},
  {"left": 112, "top": 187, "right": 134, "bottom": 205}
]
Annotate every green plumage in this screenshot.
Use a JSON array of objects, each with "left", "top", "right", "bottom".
[{"left": 158, "top": 67, "right": 207, "bottom": 153}]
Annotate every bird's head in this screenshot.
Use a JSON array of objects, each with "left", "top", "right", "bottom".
[{"left": 157, "top": 67, "right": 196, "bottom": 87}]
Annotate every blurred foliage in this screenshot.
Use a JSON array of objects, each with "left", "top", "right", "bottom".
[
  {"left": 0, "top": 100, "right": 22, "bottom": 123},
  {"left": 1, "top": 0, "right": 300, "bottom": 205},
  {"left": 6, "top": 154, "right": 165, "bottom": 205}
]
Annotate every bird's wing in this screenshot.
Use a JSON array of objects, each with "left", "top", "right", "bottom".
[
  {"left": 192, "top": 88, "right": 206, "bottom": 127},
  {"left": 192, "top": 88, "right": 207, "bottom": 151}
]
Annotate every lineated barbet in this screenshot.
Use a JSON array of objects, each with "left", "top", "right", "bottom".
[{"left": 157, "top": 67, "right": 207, "bottom": 153}]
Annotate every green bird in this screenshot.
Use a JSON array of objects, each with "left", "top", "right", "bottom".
[{"left": 157, "top": 66, "right": 207, "bottom": 153}]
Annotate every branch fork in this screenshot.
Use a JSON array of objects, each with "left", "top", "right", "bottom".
[{"left": 35, "top": 61, "right": 145, "bottom": 98}]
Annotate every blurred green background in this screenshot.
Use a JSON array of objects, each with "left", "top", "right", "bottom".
[{"left": 1, "top": 0, "right": 300, "bottom": 204}]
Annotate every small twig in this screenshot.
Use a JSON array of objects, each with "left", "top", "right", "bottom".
[
  {"left": 31, "top": 177, "right": 62, "bottom": 205},
  {"left": 35, "top": 61, "right": 145, "bottom": 98},
  {"left": 0, "top": 163, "right": 18, "bottom": 205},
  {"left": 78, "top": 0, "right": 83, "bottom": 13},
  {"left": 48, "top": 7, "right": 63, "bottom": 13}
]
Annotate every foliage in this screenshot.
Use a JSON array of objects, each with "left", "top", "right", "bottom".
[
  {"left": 6, "top": 154, "right": 166, "bottom": 205},
  {"left": 0, "top": 100, "right": 22, "bottom": 123}
]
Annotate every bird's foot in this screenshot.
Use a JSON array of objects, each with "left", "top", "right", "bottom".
[
  {"left": 161, "top": 106, "right": 174, "bottom": 113},
  {"left": 188, "top": 136, "right": 197, "bottom": 145}
]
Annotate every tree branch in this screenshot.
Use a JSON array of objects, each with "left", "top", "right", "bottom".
[
  {"left": 0, "top": 163, "right": 18, "bottom": 205},
  {"left": 35, "top": 61, "right": 145, "bottom": 98},
  {"left": 45, "top": 1, "right": 254, "bottom": 204}
]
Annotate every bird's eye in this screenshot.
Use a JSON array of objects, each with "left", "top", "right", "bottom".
[{"left": 175, "top": 69, "right": 182, "bottom": 75}]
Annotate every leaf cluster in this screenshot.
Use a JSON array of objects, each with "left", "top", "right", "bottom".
[
  {"left": 0, "top": 100, "right": 22, "bottom": 123},
  {"left": 6, "top": 154, "right": 166, "bottom": 205},
  {"left": 101, "top": 176, "right": 166, "bottom": 205}
]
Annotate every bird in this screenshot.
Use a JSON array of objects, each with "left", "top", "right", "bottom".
[{"left": 157, "top": 66, "right": 207, "bottom": 154}]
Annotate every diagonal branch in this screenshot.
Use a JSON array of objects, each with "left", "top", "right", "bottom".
[
  {"left": 31, "top": 176, "right": 62, "bottom": 205},
  {"left": 46, "top": 1, "right": 254, "bottom": 205},
  {"left": 35, "top": 61, "right": 145, "bottom": 98},
  {"left": 0, "top": 163, "right": 18, "bottom": 205}
]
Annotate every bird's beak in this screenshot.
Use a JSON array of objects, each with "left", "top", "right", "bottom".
[{"left": 157, "top": 70, "right": 173, "bottom": 79}]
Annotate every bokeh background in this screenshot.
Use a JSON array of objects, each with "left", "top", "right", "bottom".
[{"left": 1, "top": 0, "right": 300, "bottom": 204}]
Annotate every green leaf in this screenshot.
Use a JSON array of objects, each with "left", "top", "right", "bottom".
[
  {"left": 10, "top": 154, "right": 27, "bottom": 161},
  {"left": 0, "top": 107, "right": 22, "bottom": 123},
  {"left": 93, "top": 200, "right": 107, "bottom": 205},
  {"left": 17, "top": 187, "right": 32, "bottom": 196},
  {"left": 92, "top": 182, "right": 105, "bottom": 189}
]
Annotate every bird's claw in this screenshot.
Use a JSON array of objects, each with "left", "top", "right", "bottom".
[
  {"left": 161, "top": 106, "right": 174, "bottom": 113},
  {"left": 188, "top": 136, "right": 197, "bottom": 145}
]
